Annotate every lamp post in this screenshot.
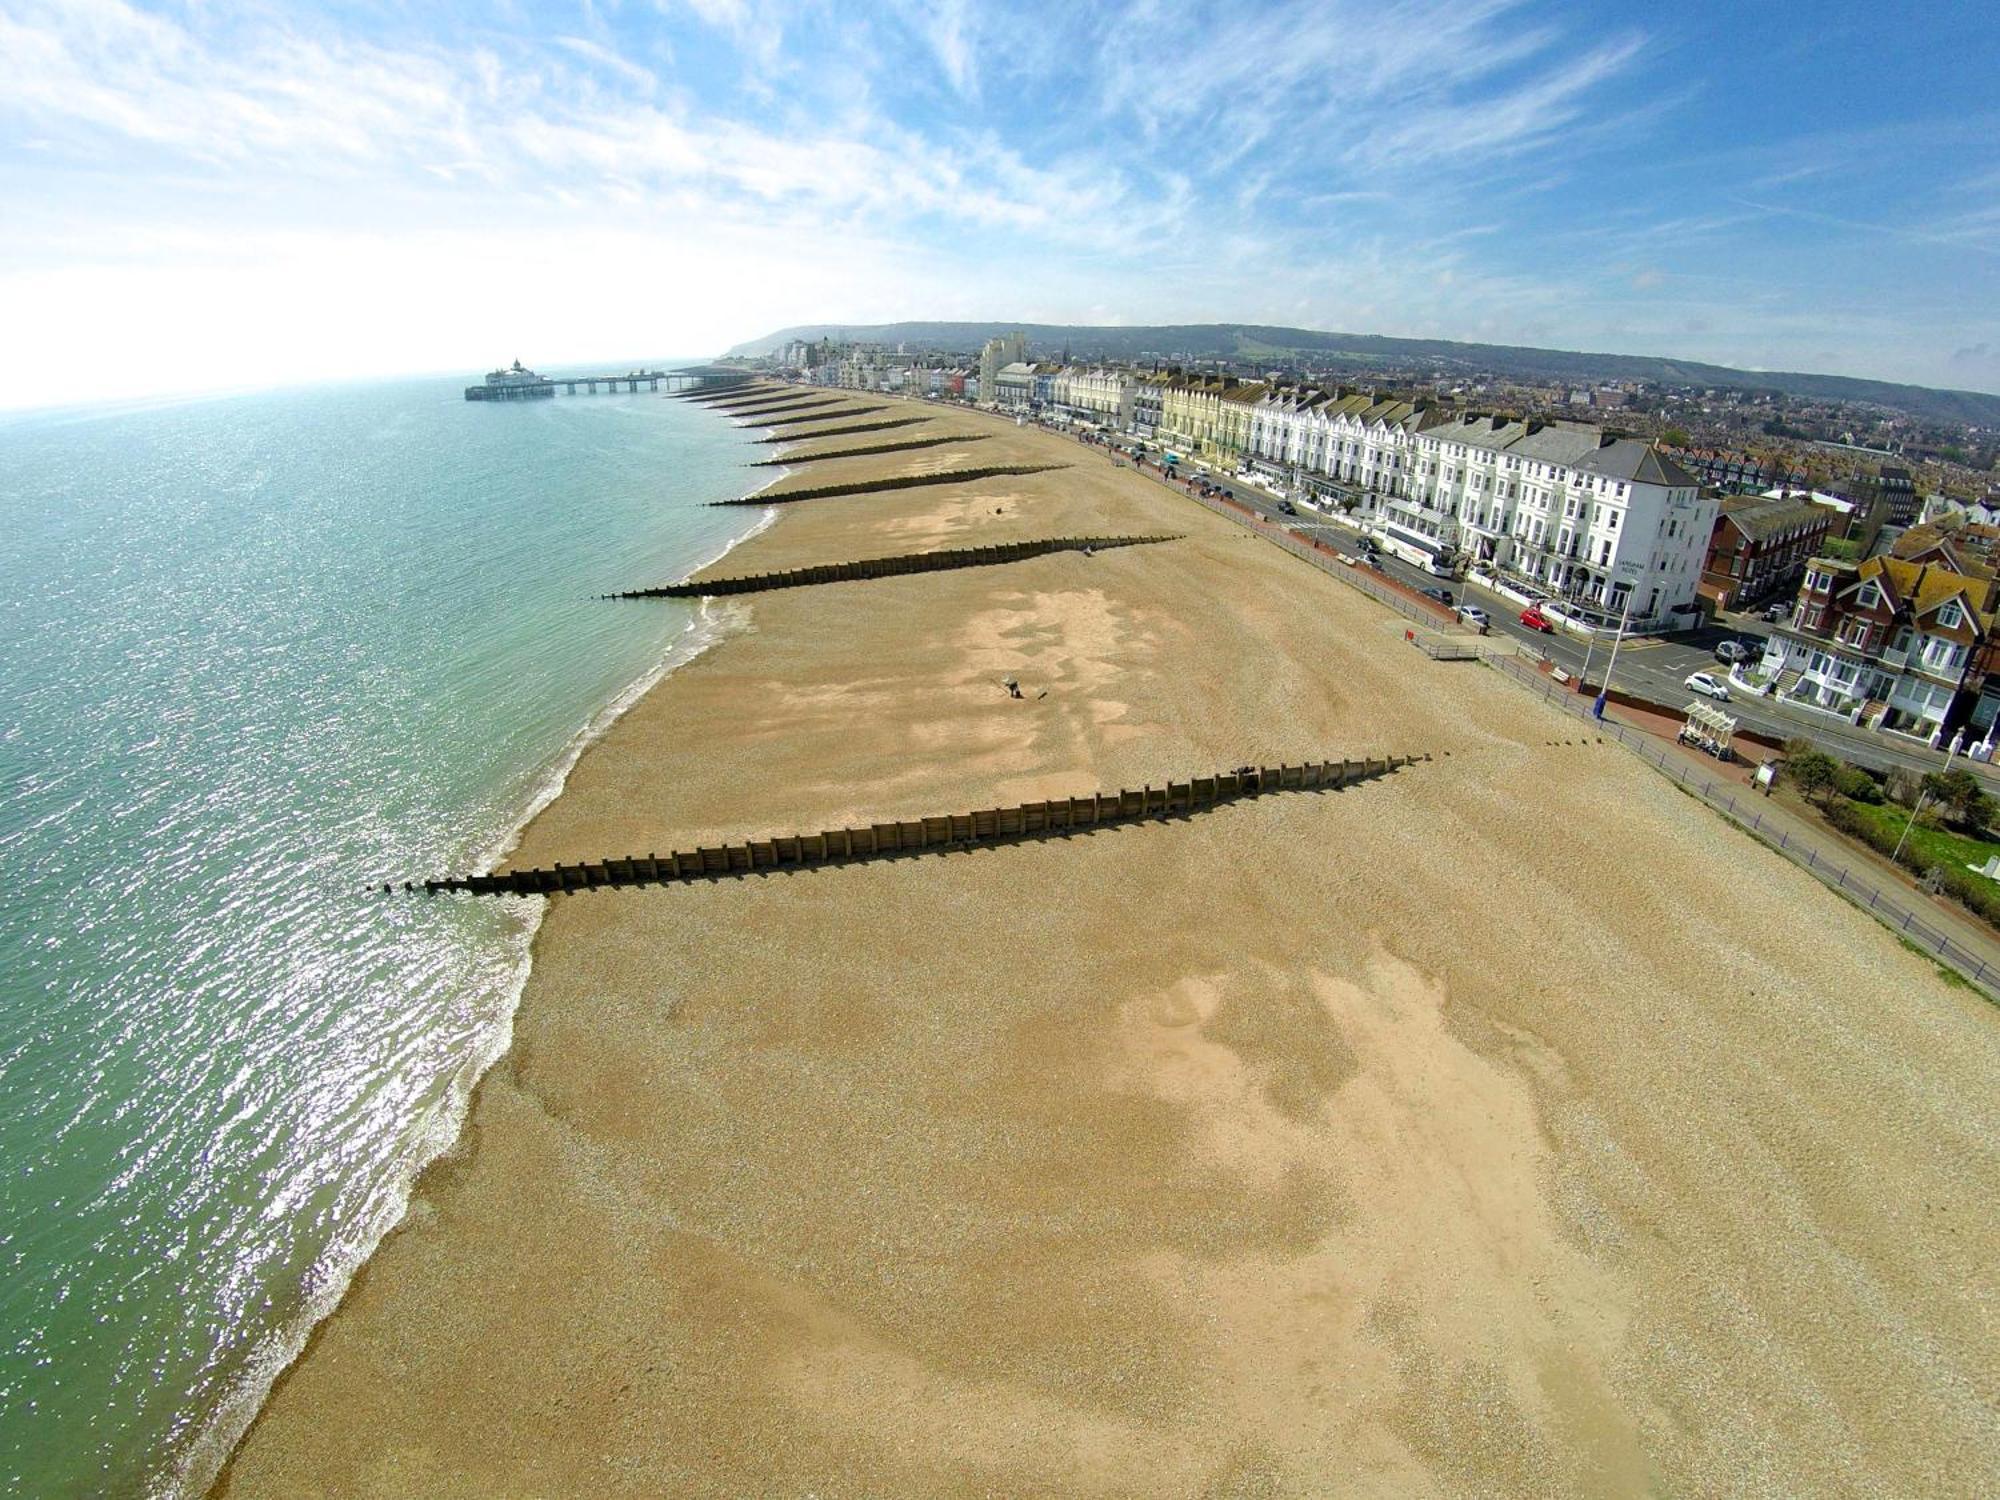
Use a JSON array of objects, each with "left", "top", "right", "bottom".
[
  {"left": 1892, "top": 729, "right": 1965, "bottom": 864},
  {"left": 1593, "top": 564, "right": 1645, "bottom": 721}
]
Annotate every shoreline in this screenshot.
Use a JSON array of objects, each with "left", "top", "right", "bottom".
[
  {"left": 185, "top": 392, "right": 789, "bottom": 1500},
  {"left": 214, "top": 390, "right": 2000, "bottom": 1497}
]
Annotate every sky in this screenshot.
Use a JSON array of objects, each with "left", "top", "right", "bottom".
[{"left": 1, "top": 0, "right": 1996, "bottom": 410}]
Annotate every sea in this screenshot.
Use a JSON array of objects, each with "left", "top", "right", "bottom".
[{"left": 0, "top": 371, "right": 771, "bottom": 1497}]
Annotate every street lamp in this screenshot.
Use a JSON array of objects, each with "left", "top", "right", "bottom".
[
  {"left": 1892, "top": 729, "right": 1966, "bottom": 864},
  {"left": 1593, "top": 564, "right": 1645, "bottom": 721}
]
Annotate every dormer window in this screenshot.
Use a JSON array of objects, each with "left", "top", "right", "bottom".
[
  {"left": 1938, "top": 601, "right": 1963, "bottom": 629},
  {"left": 1856, "top": 581, "right": 1883, "bottom": 610}
]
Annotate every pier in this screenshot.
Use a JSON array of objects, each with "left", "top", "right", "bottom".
[{"left": 464, "top": 361, "right": 753, "bottom": 401}]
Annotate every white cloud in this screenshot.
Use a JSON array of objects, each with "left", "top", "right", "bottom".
[{"left": 0, "top": 0, "right": 1986, "bottom": 403}]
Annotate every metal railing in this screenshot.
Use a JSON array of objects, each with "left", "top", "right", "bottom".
[
  {"left": 1169, "top": 484, "right": 1459, "bottom": 629},
  {"left": 1102, "top": 425, "right": 2000, "bottom": 999},
  {"left": 1484, "top": 653, "right": 2000, "bottom": 1001}
]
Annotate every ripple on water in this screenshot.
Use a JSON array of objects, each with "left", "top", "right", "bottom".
[{"left": 0, "top": 375, "right": 764, "bottom": 1496}]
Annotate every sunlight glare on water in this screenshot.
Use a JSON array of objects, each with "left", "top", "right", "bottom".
[{"left": 0, "top": 373, "right": 768, "bottom": 1496}]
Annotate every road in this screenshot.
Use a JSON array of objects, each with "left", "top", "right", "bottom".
[{"left": 1131, "top": 449, "right": 1997, "bottom": 786}]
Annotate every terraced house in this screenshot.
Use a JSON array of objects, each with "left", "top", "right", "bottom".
[
  {"left": 1757, "top": 551, "right": 1998, "bottom": 742},
  {"left": 1050, "top": 367, "right": 1135, "bottom": 428},
  {"left": 1407, "top": 416, "right": 1712, "bottom": 629},
  {"left": 1245, "top": 387, "right": 1429, "bottom": 511},
  {"left": 1159, "top": 375, "right": 1265, "bottom": 463},
  {"left": 1698, "top": 493, "right": 1834, "bottom": 611},
  {"left": 1245, "top": 390, "right": 1711, "bottom": 630}
]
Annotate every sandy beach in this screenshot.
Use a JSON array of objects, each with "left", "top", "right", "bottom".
[{"left": 217, "top": 392, "right": 2000, "bottom": 1496}]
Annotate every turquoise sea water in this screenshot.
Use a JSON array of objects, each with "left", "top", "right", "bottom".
[{"left": 0, "top": 375, "right": 767, "bottom": 1496}]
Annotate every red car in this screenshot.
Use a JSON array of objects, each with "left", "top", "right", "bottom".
[{"left": 1519, "top": 604, "right": 1555, "bottom": 633}]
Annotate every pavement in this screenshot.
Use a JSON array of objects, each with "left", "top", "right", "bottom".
[
  {"left": 1047, "top": 427, "right": 2000, "bottom": 995},
  {"left": 1138, "top": 454, "right": 1999, "bottom": 786}
]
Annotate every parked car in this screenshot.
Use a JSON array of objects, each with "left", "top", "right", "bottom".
[
  {"left": 1519, "top": 605, "right": 1555, "bottom": 632},
  {"left": 1421, "top": 587, "right": 1455, "bottom": 606},
  {"left": 1277, "top": 500, "right": 1296, "bottom": 515},
  {"left": 1685, "top": 671, "right": 1731, "bottom": 701},
  {"left": 1714, "top": 640, "right": 1754, "bottom": 664},
  {"left": 1761, "top": 600, "right": 1790, "bottom": 622},
  {"left": 1457, "top": 604, "right": 1490, "bottom": 628}
]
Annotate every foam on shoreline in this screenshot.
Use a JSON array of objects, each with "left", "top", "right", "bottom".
[{"left": 180, "top": 402, "right": 782, "bottom": 1500}]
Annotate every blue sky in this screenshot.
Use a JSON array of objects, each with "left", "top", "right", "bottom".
[{"left": 1, "top": 0, "right": 1995, "bottom": 408}]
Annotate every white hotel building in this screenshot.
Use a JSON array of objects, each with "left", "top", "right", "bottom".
[{"left": 1250, "top": 391, "right": 1712, "bottom": 630}]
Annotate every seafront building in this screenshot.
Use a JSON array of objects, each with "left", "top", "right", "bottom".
[
  {"left": 1757, "top": 523, "right": 2000, "bottom": 742},
  {"left": 993, "top": 361, "right": 1036, "bottom": 409},
  {"left": 1698, "top": 494, "right": 1836, "bottom": 612},
  {"left": 793, "top": 345, "right": 1715, "bottom": 629}
]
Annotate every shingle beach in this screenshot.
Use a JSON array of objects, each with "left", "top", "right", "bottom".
[{"left": 216, "top": 392, "right": 2000, "bottom": 1498}]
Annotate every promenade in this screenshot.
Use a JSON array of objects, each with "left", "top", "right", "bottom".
[{"left": 1072, "top": 419, "right": 2000, "bottom": 996}]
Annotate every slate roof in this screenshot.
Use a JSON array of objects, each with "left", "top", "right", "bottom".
[
  {"left": 1572, "top": 438, "right": 1699, "bottom": 487},
  {"left": 1718, "top": 495, "right": 1830, "bottom": 544}
]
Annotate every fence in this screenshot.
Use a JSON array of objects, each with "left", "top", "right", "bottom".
[
  {"left": 719, "top": 464, "right": 1065, "bottom": 508},
  {"left": 750, "top": 434, "right": 991, "bottom": 467},
  {"left": 1409, "top": 632, "right": 1487, "bottom": 661},
  {"left": 1151, "top": 464, "right": 2000, "bottom": 1000},
  {"left": 401, "top": 754, "right": 1424, "bottom": 897},
  {"left": 608, "top": 534, "right": 1179, "bottom": 600},
  {"left": 1166, "top": 485, "right": 1461, "bottom": 631},
  {"left": 1483, "top": 652, "right": 2000, "bottom": 1001}
]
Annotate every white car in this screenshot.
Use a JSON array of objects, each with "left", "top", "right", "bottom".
[
  {"left": 1456, "top": 604, "right": 1490, "bottom": 628},
  {"left": 1685, "top": 671, "right": 1731, "bottom": 701}
]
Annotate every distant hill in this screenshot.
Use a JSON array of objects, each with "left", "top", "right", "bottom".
[{"left": 727, "top": 321, "right": 2000, "bottom": 429}]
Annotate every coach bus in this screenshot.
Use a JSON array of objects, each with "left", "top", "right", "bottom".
[{"left": 1376, "top": 501, "right": 1461, "bottom": 576}]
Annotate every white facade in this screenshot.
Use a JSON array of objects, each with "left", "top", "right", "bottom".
[
  {"left": 993, "top": 361, "right": 1035, "bottom": 409},
  {"left": 1054, "top": 367, "right": 1136, "bottom": 427},
  {"left": 1248, "top": 390, "right": 1711, "bottom": 628}
]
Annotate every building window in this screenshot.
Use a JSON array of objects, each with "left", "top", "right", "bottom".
[
  {"left": 1938, "top": 601, "right": 1963, "bottom": 629},
  {"left": 1924, "top": 638, "right": 1967, "bottom": 673}
]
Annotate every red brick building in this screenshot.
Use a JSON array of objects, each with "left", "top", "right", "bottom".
[{"left": 1699, "top": 493, "right": 1834, "bottom": 611}]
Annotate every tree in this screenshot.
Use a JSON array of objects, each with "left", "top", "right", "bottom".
[
  {"left": 1661, "top": 427, "right": 1690, "bottom": 449},
  {"left": 1786, "top": 749, "right": 1840, "bottom": 805},
  {"left": 1920, "top": 767, "right": 1995, "bottom": 831}
]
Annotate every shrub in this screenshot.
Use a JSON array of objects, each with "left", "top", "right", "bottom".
[
  {"left": 1824, "top": 797, "right": 1895, "bottom": 854},
  {"left": 1933, "top": 864, "right": 2000, "bottom": 927},
  {"left": 1822, "top": 796, "right": 2000, "bottom": 933},
  {"left": 1831, "top": 766, "right": 1883, "bottom": 804}
]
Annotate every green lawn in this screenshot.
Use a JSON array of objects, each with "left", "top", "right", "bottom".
[{"left": 1842, "top": 798, "right": 2000, "bottom": 878}]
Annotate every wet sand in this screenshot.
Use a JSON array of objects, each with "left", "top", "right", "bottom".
[{"left": 218, "top": 395, "right": 2000, "bottom": 1497}]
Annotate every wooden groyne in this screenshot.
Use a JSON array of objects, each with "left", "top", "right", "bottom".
[
  {"left": 718, "top": 396, "right": 846, "bottom": 418},
  {"left": 705, "top": 386, "right": 804, "bottom": 406},
  {"left": 607, "top": 534, "right": 1179, "bottom": 600},
  {"left": 758, "top": 417, "right": 927, "bottom": 443},
  {"left": 682, "top": 384, "right": 775, "bottom": 403},
  {"left": 756, "top": 404, "right": 889, "bottom": 428},
  {"left": 398, "top": 756, "right": 1425, "bottom": 896},
  {"left": 749, "top": 434, "right": 990, "bottom": 467},
  {"left": 716, "top": 464, "right": 1064, "bottom": 508}
]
